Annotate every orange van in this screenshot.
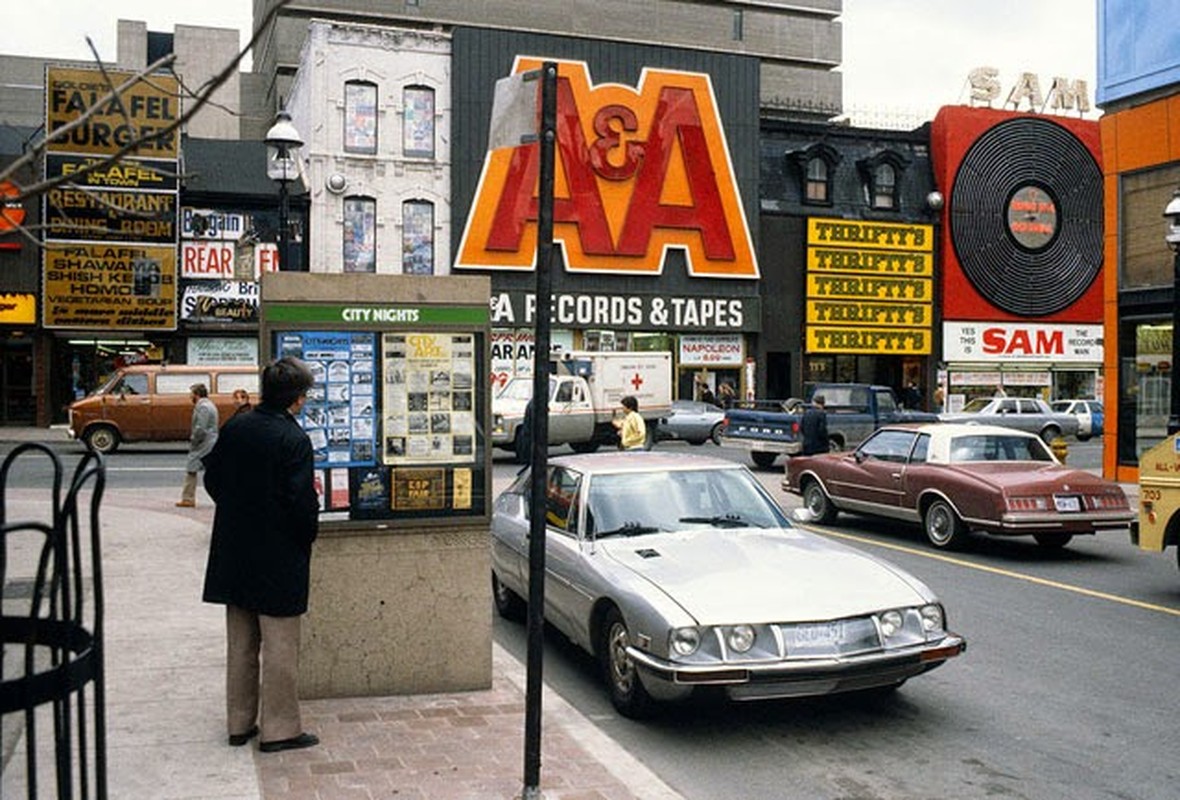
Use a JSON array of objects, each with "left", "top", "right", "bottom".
[{"left": 67, "top": 364, "right": 260, "bottom": 453}]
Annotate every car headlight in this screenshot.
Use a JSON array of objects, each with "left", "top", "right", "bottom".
[
  {"left": 920, "top": 604, "right": 944, "bottom": 633},
  {"left": 879, "top": 610, "right": 905, "bottom": 639},
  {"left": 670, "top": 627, "right": 701, "bottom": 656},
  {"left": 727, "top": 625, "right": 755, "bottom": 653}
]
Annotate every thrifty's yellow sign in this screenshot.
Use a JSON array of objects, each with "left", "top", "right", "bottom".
[
  {"left": 807, "top": 247, "right": 932, "bottom": 275},
  {"left": 807, "top": 218, "right": 933, "bottom": 251},
  {"left": 807, "top": 326, "right": 931, "bottom": 354},
  {"left": 43, "top": 244, "right": 177, "bottom": 329},
  {"left": 807, "top": 300, "right": 931, "bottom": 327},
  {"left": 806, "top": 273, "right": 932, "bottom": 301}
]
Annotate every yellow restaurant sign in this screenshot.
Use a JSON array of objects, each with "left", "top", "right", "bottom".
[
  {"left": 46, "top": 67, "right": 180, "bottom": 159},
  {"left": 457, "top": 59, "right": 757, "bottom": 278},
  {"left": 805, "top": 217, "right": 934, "bottom": 355},
  {"left": 43, "top": 243, "right": 177, "bottom": 330},
  {"left": 0, "top": 294, "right": 36, "bottom": 325}
]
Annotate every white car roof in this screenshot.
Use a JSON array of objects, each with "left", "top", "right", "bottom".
[{"left": 875, "top": 423, "right": 1050, "bottom": 464}]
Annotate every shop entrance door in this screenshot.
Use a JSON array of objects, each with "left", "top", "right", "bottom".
[{"left": 1, "top": 339, "right": 34, "bottom": 424}]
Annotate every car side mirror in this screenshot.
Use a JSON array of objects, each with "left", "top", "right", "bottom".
[{"left": 854, "top": 451, "right": 867, "bottom": 463}]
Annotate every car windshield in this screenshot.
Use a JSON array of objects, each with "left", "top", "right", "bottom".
[
  {"left": 1050, "top": 402, "right": 1071, "bottom": 412},
  {"left": 949, "top": 434, "right": 1055, "bottom": 462},
  {"left": 960, "top": 398, "right": 994, "bottom": 413},
  {"left": 584, "top": 467, "right": 787, "bottom": 537},
  {"left": 499, "top": 379, "right": 538, "bottom": 401}
]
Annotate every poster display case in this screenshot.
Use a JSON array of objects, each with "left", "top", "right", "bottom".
[{"left": 261, "top": 273, "right": 492, "bottom": 529}]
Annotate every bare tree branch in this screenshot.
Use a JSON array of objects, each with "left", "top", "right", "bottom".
[{"left": 0, "top": 0, "right": 294, "bottom": 247}]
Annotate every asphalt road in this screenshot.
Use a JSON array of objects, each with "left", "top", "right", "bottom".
[
  {"left": 490, "top": 437, "right": 1180, "bottom": 800},
  {"left": 6, "top": 435, "right": 1175, "bottom": 799}
]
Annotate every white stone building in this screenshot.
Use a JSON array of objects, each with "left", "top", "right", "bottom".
[{"left": 287, "top": 20, "right": 451, "bottom": 275}]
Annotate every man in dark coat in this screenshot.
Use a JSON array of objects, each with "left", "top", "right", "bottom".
[
  {"left": 801, "top": 394, "right": 830, "bottom": 456},
  {"left": 201, "top": 357, "right": 320, "bottom": 753}
]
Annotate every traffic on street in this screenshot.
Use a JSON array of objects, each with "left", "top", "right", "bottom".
[{"left": 7, "top": 434, "right": 1174, "bottom": 800}]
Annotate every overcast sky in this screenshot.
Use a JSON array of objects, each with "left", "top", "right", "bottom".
[{"left": 0, "top": 0, "right": 1098, "bottom": 120}]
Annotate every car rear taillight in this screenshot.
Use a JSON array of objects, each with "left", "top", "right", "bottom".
[{"left": 1005, "top": 496, "right": 1049, "bottom": 511}]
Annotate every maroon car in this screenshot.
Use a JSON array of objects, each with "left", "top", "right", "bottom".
[{"left": 783, "top": 423, "right": 1134, "bottom": 550}]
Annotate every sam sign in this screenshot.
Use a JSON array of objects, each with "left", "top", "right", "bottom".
[{"left": 457, "top": 59, "right": 758, "bottom": 278}]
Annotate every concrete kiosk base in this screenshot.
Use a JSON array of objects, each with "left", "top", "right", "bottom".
[{"left": 299, "top": 524, "right": 491, "bottom": 698}]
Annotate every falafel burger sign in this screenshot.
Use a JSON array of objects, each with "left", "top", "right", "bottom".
[{"left": 456, "top": 58, "right": 758, "bottom": 279}]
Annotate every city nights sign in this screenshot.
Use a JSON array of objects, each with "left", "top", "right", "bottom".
[
  {"left": 456, "top": 59, "right": 758, "bottom": 278},
  {"left": 805, "top": 218, "right": 934, "bottom": 355}
]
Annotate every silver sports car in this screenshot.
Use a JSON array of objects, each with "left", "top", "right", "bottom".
[{"left": 490, "top": 452, "right": 965, "bottom": 717}]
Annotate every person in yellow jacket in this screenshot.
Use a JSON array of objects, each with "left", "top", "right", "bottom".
[{"left": 614, "top": 395, "right": 647, "bottom": 450}]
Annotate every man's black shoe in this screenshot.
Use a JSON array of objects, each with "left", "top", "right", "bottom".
[
  {"left": 227, "top": 726, "right": 258, "bottom": 747},
  {"left": 259, "top": 732, "right": 319, "bottom": 753}
]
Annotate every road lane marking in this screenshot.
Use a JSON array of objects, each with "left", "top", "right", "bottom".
[{"left": 808, "top": 526, "right": 1180, "bottom": 618}]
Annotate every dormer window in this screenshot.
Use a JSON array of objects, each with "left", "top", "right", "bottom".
[
  {"left": 790, "top": 143, "right": 840, "bottom": 206},
  {"left": 872, "top": 163, "right": 897, "bottom": 209},
  {"left": 806, "top": 158, "right": 829, "bottom": 203},
  {"left": 857, "top": 150, "right": 909, "bottom": 212}
]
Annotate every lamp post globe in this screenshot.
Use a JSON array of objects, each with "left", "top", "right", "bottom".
[
  {"left": 1164, "top": 189, "right": 1180, "bottom": 435},
  {"left": 265, "top": 109, "right": 303, "bottom": 271}
]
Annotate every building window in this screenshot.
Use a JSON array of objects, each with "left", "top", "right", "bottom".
[
  {"left": 805, "top": 157, "right": 829, "bottom": 203},
  {"left": 403, "top": 86, "right": 435, "bottom": 159},
  {"left": 402, "top": 200, "right": 434, "bottom": 275},
  {"left": 343, "top": 196, "right": 376, "bottom": 273},
  {"left": 872, "top": 163, "right": 897, "bottom": 209},
  {"left": 733, "top": 10, "right": 744, "bottom": 41},
  {"left": 344, "top": 81, "right": 378, "bottom": 155}
]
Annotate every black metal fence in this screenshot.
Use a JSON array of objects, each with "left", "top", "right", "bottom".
[{"left": 1, "top": 443, "right": 107, "bottom": 799}]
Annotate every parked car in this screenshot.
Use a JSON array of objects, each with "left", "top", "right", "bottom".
[
  {"left": 654, "top": 399, "right": 725, "bottom": 445},
  {"left": 938, "top": 396, "right": 1079, "bottom": 442},
  {"left": 491, "top": 452, "right": 965, "bottom": 717},
  {"left": 67, "top": 364, "right": 259, "bottom": 454},
  {"left": 1050, "top": 399, "right": 1104, "bottom": 440},
  {"left": 720, "top": 383, "right": 939, "bottom": 468},
  {"left": 784, "top": 423, "right": 1134, "bottom": 551}
]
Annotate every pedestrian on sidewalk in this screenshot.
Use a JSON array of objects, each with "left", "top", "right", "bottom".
[
  {"left": 177, "top": 383, "right": 219, "bottom": 507},
  {"left": 230, "top": 388, "right": 253, "bottom": 418},
  {"left": 201, "top": 357, "right": 321, "bottom": 753}
]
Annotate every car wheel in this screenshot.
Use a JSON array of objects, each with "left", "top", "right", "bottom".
[
  {"left": 802, "top": 480, "right": 838, "bottom": 524},
  {"left": 1033, "top": 533, "right": 1073, "bottom": 549},
  {"left": 83, "top": 425, "right": 120, "bottom": 454},
  {"left": 751, "top": 451, "right": 777, "bottom": 469},
  {"left": 492, "top": 572, "right": 526, "bottom": 621},
  {"left": 1040, "top": 426, "right": 1061, "bottom": 444},
  {"left": 1076, "top": 433, "right": 1092, "bottom": 442},
  {"left": 710, "top": 423, "right": 722, "bottom": 446},
  {"left": 599, "top": 606, "right": 654, "bottom": 718},
  {"left": 569, "top": 440, "right": 599, "bottom": 454},
  {"left": 924, "top": 499, "right": 965, "bottom": 549},
  {"left": 828, "top": 436, "right": 843, "bottom": 453}
]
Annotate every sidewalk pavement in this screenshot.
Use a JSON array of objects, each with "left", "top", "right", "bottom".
[{"left": 1, "top": 428, "right": 683, "bottom": 800}]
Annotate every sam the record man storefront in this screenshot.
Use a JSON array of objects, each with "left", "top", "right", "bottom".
[
  {"left": 803, "top": 217, "right": 934, "bottom": 397},
  {"left": 450, "top": 31, "right": 763, "bottom": 400}
]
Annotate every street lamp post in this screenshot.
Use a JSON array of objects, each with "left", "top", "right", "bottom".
[
  {"left": 1164, "top": 188, "right": 1180, "bottom": 435},
  {"left": 265, "top": 109, "right": 304, "bottom": 271}
]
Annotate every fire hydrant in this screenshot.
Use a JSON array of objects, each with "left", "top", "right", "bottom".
[{"left": 1050, "top": 437, "right": 1068, "bottom": 463}]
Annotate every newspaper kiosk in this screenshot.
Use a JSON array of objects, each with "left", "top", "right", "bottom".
[
  {"left": 261, "top": 272, "right": 492, "bottom": 697},
  {"left": 1136, "top": 432, "right": 1180, "bottom": 572}
]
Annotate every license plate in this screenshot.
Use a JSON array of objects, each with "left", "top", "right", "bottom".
[
  {"left": 1054, "top": 495, "right": 1082, "bottom": 512},
  {"left": 789, "top": 621, "right": 844, "bottom": 648}
]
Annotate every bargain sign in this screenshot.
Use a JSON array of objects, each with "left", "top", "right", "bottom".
[{"left": 456, "top": 59, "right": 758, "bottom": 279}]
